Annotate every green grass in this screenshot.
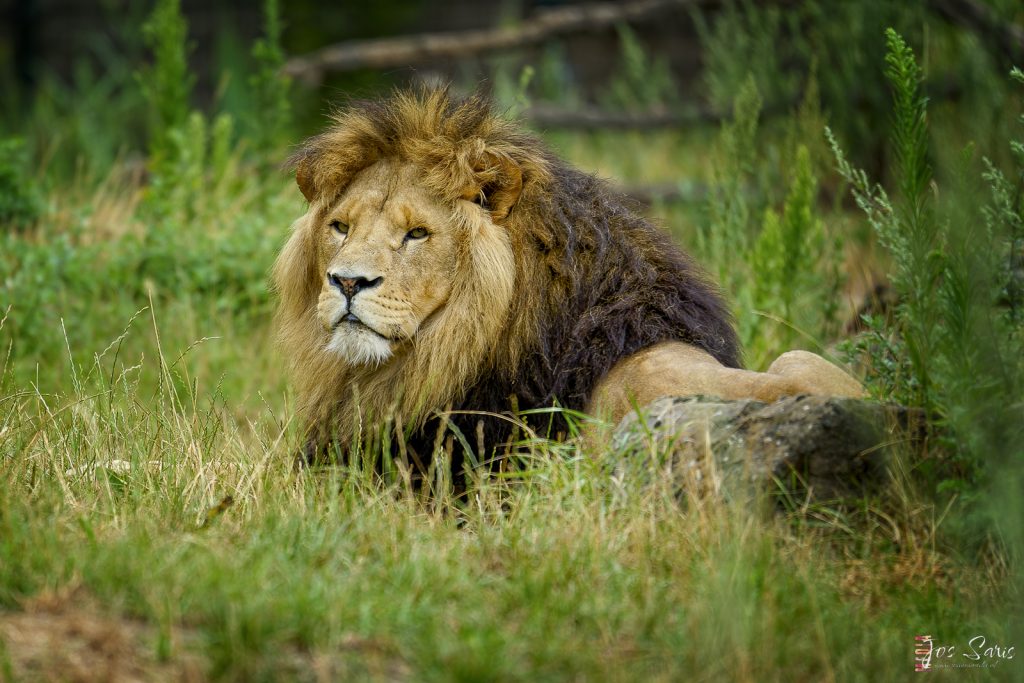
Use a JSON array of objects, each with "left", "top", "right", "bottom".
[{"left": 0, "top": 329, "right": 1012, "bottom": 680}]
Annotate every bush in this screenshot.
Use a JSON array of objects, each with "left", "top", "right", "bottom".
[
  {"left": 831, "top": 30, "right": 1024, "bottom": 505},
  {"left": 0, "top": 138, "right": 42, "bottom": 230}
]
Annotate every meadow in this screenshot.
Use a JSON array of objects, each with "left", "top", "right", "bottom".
[{"left": 0, "top": 1, "right": 1022, "bottom": 680}]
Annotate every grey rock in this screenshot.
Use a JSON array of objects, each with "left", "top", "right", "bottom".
[{"left": 611, "top": 395, "right": 918, "bottom": 503}]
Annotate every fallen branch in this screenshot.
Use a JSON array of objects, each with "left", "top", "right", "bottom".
[
  {"left": 283, "top": 0, "right": 1024, "bottom": 85},
  {"left": 282, "top": 0, "right": 710, "bottom": 84}
]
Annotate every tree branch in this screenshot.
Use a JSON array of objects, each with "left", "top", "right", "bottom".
[{"left": 282, "top": 0, "right": 710, "bottom": 84}]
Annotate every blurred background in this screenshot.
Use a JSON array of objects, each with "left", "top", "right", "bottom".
[{"left": 4, "top": 0, "right": 1022, "bottom": 174}]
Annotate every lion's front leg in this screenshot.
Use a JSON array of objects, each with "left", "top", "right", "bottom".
[{"left": 588, "top": 342, "right": 865, "bottom": 426}]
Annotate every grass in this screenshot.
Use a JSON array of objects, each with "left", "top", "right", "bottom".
[
  {"left": 1, "top": 2, "right": 1023, "bottom": 679},
  {"left": 0, "top": 327, "right": 1012, "bottom": 680}
]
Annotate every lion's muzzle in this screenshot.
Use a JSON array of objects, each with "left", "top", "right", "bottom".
[{"left": 327, "top": 271, "right": 383, "bottom": 300}]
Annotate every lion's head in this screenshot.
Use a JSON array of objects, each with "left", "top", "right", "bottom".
[{"left": 273, "top": 88, "right": 553, "bottom": 444}]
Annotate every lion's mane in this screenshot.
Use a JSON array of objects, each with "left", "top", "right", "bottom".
[{"left": 274, "top": 87, "right": 740, "bottom": 463}]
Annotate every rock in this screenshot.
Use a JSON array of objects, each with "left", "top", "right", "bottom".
[{"left": 611, "top": 395, "right": 918, "bottom": 503}]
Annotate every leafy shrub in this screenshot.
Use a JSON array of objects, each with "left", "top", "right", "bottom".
[
  {"left": 601, "top": 25, "right": 677, "bottom": 111},
  {"left": 249, "top": 0, "right": 293, "bottom": 153},
  {"left": 138, "top": 0, "right": 193, "bottom": 165},
  {"left": 831, "top": 30, "right": 1024, "bottom": 503},
  {"left": 0, "top": 138, "right": 42, "bottom": 230}
]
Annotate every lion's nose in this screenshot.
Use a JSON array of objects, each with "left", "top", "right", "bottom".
[{"left": 327, "top": 271, "right": 383, "bottom": 300}]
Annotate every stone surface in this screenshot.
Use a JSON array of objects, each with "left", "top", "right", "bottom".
[{"left": 611, "top": 395, "right": 918, "bottom": 502}]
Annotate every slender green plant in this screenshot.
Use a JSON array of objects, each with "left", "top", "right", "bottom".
[
  {"left": 879, "top": 28, "right": 942, "bottom": 411},
  {"left": 702, "top": 76, "right": 763, "bottom": 291},
  {"left": 138, "top": 0, "right": 193, "bottom": 165},
  {"left": 602, "top": 24, "right": 677, "bottom": 111},
  {"left": 831, "top": 30, "right": 1024, "bottom": 504},
  {"left": 828, "top": 29, "right": 942, "bottom": 410},
  {"left": 250, "top": 0, "right": 292, "bottom": 153},
  {"left": 750, "top": 145, "right": 830, "bottom": 351},
  {"left": 0, "top": 138, "right": 42, "bottom": 230}
]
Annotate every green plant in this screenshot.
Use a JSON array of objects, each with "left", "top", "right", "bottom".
[
  {"left": 138, "top": 0, "right": 194, "bottom": 165},
  {"left": 694, "top": 0, "right": 800, "bottom": 115},
  {"left": 831, "top": 30, "right": 1024, "bottom": 504},
  {"left": 750, "top": 144, "right": 839, "bottom": 353},
  {"left": 0, "top": 138, "right": 42, "bottom": 230},
  {"left": 249, "top": 0, "right": 292, "bottom": 153},
  {"left": 700, "top": 76, "right": 763, "bottom": 292},
  {"left": 983, "top": 69, "right": 1024, "bottom": 330},
  {"left": 829, "top": 30, "right": 941, "bottom": 410},
  {"left": 601, "top": 24, "right": 677, "bottom": 111},
  {"left": 695, "top": 75, "right": 844, "bottom": 367}
]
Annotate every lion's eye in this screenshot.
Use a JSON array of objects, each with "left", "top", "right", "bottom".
[
  {"left": 406, "top": 227, "right": 429, "bottom": 240},
  {"left": 330, "top": 220, "right": 349, "bottom": 234}
]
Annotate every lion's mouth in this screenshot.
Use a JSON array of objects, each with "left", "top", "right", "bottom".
[{"left": 332, "top": 312, "right": 395, "bottom": 342}]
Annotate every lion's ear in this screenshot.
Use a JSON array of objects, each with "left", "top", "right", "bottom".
[
  {"left": 295, "top": 157, "right": 317, "bottom": 203},
  {"left": 462, "top": 151, "right": 523, "bottom": 222}
]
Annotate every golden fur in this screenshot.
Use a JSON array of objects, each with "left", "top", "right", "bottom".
[{"left": 274, "top": 89, "right": 556, "bottom": 447}]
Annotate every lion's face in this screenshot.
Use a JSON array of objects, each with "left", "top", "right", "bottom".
[
  {"left": 276, "top": 89, "right": 551, "bottom": 436},
  {"left": 314, "top": 158, "right": 463, "bottom": 365}
]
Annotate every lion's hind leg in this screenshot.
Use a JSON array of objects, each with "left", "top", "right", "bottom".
[{"left": 589, "top": 342, "right": 865, "bottom": 426}]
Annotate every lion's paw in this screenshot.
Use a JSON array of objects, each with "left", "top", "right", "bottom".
[{"left": 766, "top": 350, "right": 866, "bottom": 399}]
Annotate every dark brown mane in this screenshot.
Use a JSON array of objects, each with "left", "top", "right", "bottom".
[{"left": 449, "top": 157, "right": 742, "bottom": 455}]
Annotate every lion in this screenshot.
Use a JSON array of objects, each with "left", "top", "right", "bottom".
[{"left": 273, "top": 87, "right": 864, "bottom": 469}]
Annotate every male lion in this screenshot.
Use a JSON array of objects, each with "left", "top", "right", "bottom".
[{"left": 274, "top": 88, "right": 863, "bottom": 468}]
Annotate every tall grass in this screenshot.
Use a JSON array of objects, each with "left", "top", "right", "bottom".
[{"left": 0, "top": 308, "right": 1011, "bottom": 680}]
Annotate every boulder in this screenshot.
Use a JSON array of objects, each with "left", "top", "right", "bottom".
[{"left": 611, "top": 395, "right": 919, "bottom": 502}]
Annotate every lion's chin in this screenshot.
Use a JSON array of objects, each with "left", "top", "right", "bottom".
[{"left": 325, "top": 326, "right": 394, "bottom": 366}]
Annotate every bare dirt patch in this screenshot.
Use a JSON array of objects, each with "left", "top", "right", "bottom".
[
  {"left": 0, "top": 590, "right": 203, "bottom": 683},
  {"left": 0, "top": 587, "right": 410, "bottom": 682}
]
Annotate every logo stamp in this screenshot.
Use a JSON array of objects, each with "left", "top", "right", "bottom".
[{"left": 915, "top": 634, "right": 1016, "bottom": 672}]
